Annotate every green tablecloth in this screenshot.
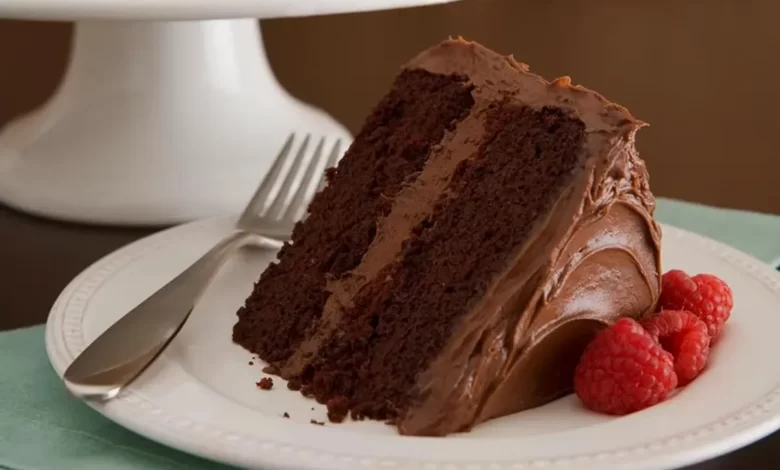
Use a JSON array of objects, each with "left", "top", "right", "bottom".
[{"left": 2, "top": 198, "right": 779, "bottom": 470}]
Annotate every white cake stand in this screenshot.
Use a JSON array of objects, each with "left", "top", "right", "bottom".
[{"left": 0, "top": 0, "right": 457, "bottom": 225}]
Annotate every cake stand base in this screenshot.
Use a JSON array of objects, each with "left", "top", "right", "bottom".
[{"left": 0, "top": 19, "right": 352, "bottom": 226}]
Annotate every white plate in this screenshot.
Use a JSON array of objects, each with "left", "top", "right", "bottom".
[{"left": 46, "top": 216, "right": 780, "bottom": 470}]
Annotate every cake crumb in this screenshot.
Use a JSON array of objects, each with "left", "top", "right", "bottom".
[
  {"left": 248, "top": 361, "right": 254, "bottom": 366},
  {"left": 287, "top": 379, "right": 302, "bottom": 391},
  {"left": 310, "top": 419, "right": 325, "bottom": 426},
  {"left": 326, "top": 396, "right": 350, "bottom": 423},
  {"left": 283, "top": 412, "right": 290, "bottom": 418},
  {"left": 256, "top": 377, "right": 274, "bottom": 390}
]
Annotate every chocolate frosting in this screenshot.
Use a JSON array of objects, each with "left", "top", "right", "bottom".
[{"left": 281, "top": 38, "right": 662, "bottom": 436}]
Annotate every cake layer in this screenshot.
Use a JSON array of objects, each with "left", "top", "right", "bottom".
[{"left": 233, "top": 68, "right": 475, "bottom": 364}]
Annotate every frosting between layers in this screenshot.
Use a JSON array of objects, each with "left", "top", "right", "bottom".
[{"left": 279, "top": 85, "right": 483, "bottom": 378}]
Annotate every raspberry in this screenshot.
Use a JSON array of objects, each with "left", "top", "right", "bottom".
[
  {"left": 659, "top": 269, "right": 697, "bottom": 310},
  {"left": 574, "top": 318, "right": 677, "bottom": 415},
  {"left": 641, "top": 310, "right": 710, "bottom": 385},
  {"left": 659, "top": 270, "right": 733, "bottom": 342}
]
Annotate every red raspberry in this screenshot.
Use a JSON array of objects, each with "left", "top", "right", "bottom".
[
  {"left": 659, "top": 269, "right": 697, "bottom": 310},
  {"left": 641, "top": 310, "right": 710, "bottom": 385},
  {"left": 574, "top": 318, "right": 677, "bottom": 415},
  {"left": 659, "top": 270, "right": 733, "bottom": 342}
]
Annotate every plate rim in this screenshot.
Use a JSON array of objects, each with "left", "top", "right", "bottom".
[{"left": 45, "top": 217, "right": 780, "bottom": 470}]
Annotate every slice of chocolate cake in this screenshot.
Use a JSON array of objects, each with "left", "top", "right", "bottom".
[{"left": 233, "top": 38, "right": 662, "bottom": 436}]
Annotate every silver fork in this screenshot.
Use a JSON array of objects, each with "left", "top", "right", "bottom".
[{"left": 63, "top": 134, "right": 341, "bottom": 400}]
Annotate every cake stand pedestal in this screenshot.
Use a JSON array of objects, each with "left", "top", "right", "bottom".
[{"left": 0, "top": 0, "right": 457, "bottom": 225}]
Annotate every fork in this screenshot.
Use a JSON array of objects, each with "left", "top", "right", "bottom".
[{"left": 63, "top": 134, "right": 341, "bottom": 400}]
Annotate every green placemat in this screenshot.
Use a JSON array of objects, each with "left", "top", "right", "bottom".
[
  {"left": 0, "top": 325, "right": 223, "bottom": 470},
  {"left": 2, "top": 198, "right": 779, "bottom": 470},
  {"left": 656, "top": 198, "right": 780, "bottom": 268}
]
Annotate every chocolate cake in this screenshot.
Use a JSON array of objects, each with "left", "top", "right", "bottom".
[{"left": 233, "top": 38, "right": 662, "bottom": 436}]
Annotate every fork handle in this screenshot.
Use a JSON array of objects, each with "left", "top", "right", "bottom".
[{"left": 63, "top": 230, "right": 279, "bottom": 399}]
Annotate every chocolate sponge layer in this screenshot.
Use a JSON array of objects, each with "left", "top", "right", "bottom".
[{"left": 233, "top": 69, "right": 475, "bottom": 366}]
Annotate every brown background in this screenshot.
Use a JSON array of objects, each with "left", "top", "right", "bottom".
[
  {"left": 2, "top": 0, "right": 779, "bottom": 215},
  {"left": 1, "top": 2, "right": 779, "bottom": 468}
]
